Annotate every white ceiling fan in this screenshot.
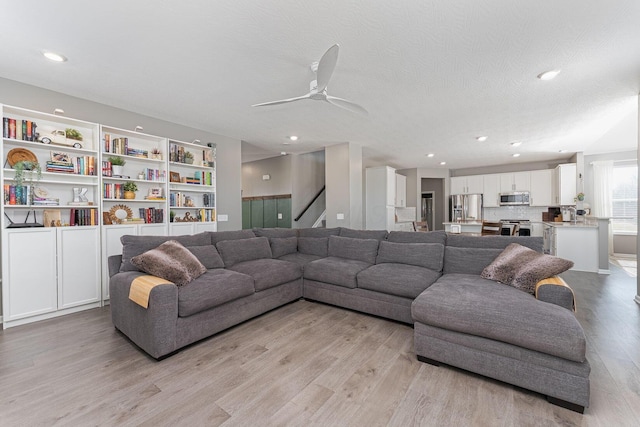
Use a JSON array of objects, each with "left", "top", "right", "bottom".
[{"left": 252, "top": 44, "right": 368, "bottom": 115}]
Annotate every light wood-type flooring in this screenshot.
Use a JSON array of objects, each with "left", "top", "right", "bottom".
[{"left": 1, "top": 265, "right": 639, "bottom": 426}]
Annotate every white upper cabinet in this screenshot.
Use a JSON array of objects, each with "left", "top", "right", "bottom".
[
  {"left": 395, "top": 173, "right": 407, "bottom": 207},
  {"left": 530, "top": 169, "right": 554, "bottom": 206},
  {"left": 482, "top": 174, "right": 500, "bottom": 207},
  {"left": 450, "top": 175, "right": 483, "bottom": 194},
  {"left": 555, "top": 163, "right": 577, "bottom": 205},
  {"left": 499, "top": 172, "right": 530, "bottom": 192}
]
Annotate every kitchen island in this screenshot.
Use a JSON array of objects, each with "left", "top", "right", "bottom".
[
  {"left": 543, "top": 218, "right": 609, "bottom": 274},
  {"left": 443, "top": 221, "right": 483, "bottom": 234}
]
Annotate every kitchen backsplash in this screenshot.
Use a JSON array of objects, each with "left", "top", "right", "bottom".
[{"left": 483, "top": 206, "right": 548, "bottom": 222}]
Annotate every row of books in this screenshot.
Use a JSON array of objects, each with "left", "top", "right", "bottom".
[
  {"left": 169, "top": 208, "right": 216, "bottom": 222},
  {"left": 3, "top": 117, "right": 38, "bottom": 141},
  {"left": 169, "top": 192, "right": 215, "bottom": 207},
  {"left": 70, "top": 208, "right": 99, "bottom": 226},
  {"left": 169, "top": 143, "right": 190, "bottom": 163},
  {"left": 139, "top": 207, "right": 164, "bottom": 224},
  {"left": 103, "top": 183, "right": 126, "bottom": 199},
  {"left": 104, "top": 134, "right": 128, "bottom": 155},
  {"left": 45, "top": 156, "right": 96, "bottom": 175},
  {"left": 4, "top": 185, "right": 31, "bottom": 205}
]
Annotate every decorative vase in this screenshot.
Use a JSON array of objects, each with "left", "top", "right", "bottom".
[
  {"left": 112, "top": 165, "right": 124, "bottom": 176},
  {"left": 185, "top": 157, "right": 194, "bottom": 165},
  {"left": 124, "top": 191, "right": 135, "bottom": 200}
]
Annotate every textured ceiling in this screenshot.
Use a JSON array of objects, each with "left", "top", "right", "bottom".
[{"left": 0, "top": 0, "right": 639, "bottom": 169}]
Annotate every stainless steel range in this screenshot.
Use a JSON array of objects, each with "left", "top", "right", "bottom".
[{"left": 499, "top": 219, "right": 532, "bottom": 236}]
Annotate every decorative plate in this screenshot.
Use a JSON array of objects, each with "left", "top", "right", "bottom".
[
  {"left": 7, "top": 148, "right": 38, "bottom": 167},
  {"left": 33, "top": 186, "right": 50, "bottom": 198},
  {"left": 108, "top": 204, "right": 133, "bottom": 224}
]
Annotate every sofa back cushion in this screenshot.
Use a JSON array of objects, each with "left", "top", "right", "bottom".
[
  {"left": 328, "top": 235, "right": 379, "bottom": 264},
  {"left": 298, "top": 237, "right": 328, "bottom": 257},
  {"left": 254, "top": 228, "right": 298, "bottom": 238},
  {"left": 298, "top": 227, "right": 341, "bottom": 238},
  {"left": 217, "top": 236, "right": 272, "bottom": 267},
  {"left": 269, "top": 237, "right": 298, "bottom": 258},
  {"left": 446, "top": 234, "right": 543, "bottom": 251},
  {"left": 339, "top": 228, "right": 388, "bottom": 241},
  {"left": 376, "top": 241, "right": 444, "bottom": 271},
  {"left": 186, "top": 245, "right": 225, "bottom": 269},
  {"left": 387, "top": 230, "right": 447, "bottom": 245},
  {"left": 208, "top": 229, "right": 256, "bottom": 245},
  {"left": 120, "top": 232, "right": 211, "bottom": 272}
]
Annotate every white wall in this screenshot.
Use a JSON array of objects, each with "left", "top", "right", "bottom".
[
  {"left": 0, "top": 77, "right": 243, "bottom": 230},
  {"left": 291, "top": 150, "right": 325, "bottom": 228},
  {"left": 325, "top": 143, "right": 363, "bottom": 229},
  {"left": 242, "top": 155, "right": 292, "bottom": 197}
]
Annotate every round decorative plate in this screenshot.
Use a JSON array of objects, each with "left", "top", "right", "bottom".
[
  {"left": 108, "top": 204, "right": 133, "bottom": 224},
  {"left": 33, "top": 186, "right": 50, "bottom": 198},
  {"left": 7, "top": 148, "right": 38, "bottom": 167}
]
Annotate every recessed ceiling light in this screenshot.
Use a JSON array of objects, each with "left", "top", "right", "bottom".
[
  {"left": 288, "top": 136, "right": 298, "bottom": 141},
  {"left": 476, "top": 136, "right": 488, "bottom": 142},
  {"left": 537, "top": 69, "right": 561, "bottom": 80},
  {"left": 512, "top": 153, "right": 521, "bottom": 158},
  {"left": 559, "top": 149, "right": 567, "bottom": 153},
  {"left": 280, "top": 151, "right": 287, "bottom": 155},
  {"left": 42, "top": 51, "right": 67, "bottom": 62},
  {"left": 439, "top": 161, "right": 447, "bottom": 165},
  {"left": 426, "top": 153, "right": 435, "bottom": 158},
  {"left": 510, "top": 141, "right": 522, "bottom": 147}
]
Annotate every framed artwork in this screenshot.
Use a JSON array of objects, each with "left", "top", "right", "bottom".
[
  {"left": 170, "top": 171, "right": 181, "bottom": 183},
  {"left": 148, "top": 187, "right": 164, "bottom": 197},
  {"left": 51, "top": 151, "right": 70, "bottom": 163}
]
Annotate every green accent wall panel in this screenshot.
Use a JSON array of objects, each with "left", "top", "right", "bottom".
[
  {"left": 277, "top": 197, "right": 292, "bottom": 228},
  {"left": 242, "top": 200, "right": 252, "bottom": 229},
  {"left": 250, "top": 199, "right": 264, "bottom": 228},
  {"left": 263, "top": 199, "right": 278, "bottom": 228}
]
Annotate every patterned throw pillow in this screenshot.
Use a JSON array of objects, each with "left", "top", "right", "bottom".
[
  {"left": 131, "top": 240, "right": 206, "bottom": 286},
  {"left": 481, "top": 243, "right": 574, "bottom": 294}
]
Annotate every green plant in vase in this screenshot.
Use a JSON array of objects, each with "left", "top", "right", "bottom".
[
  {"left": 65, "top": 128, "right": 83, "bottom": 141},
  {"left": 123, "top": 181, "right": 138, "bottom": 199},
  {"left": 108, "top": 156, "right": 126, "bottom": 177},
  {"left": 12, "top": 160, "right": 42, "bottom": 205},
  {"left": 184, "top": 151, "right": 194, "bottom": 164}
]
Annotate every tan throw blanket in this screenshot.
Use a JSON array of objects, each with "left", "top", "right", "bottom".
[
  {"left": 535, "top": 276, "right": 576, "bottom": 312},
  {"left": 129, "top": 275, "right": 174, "bottom": 308}
]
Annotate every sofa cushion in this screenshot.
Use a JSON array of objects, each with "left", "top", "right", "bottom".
[
  {"left": 297, "top": 237, "right": 328, "bottom": 257},
  {"left": 269, "top": 237, "right": 298, "bottom": 258},
  {"left": 298, "top": 227, "right": 341, "bottom": 237},
  {"left": 443, "top": 247, "right": 504, "bottom": 275},
  {"left": 186, "top": 245, "right": 225, "bottom": 269},
  {"left": 131, "top": 240, "right": 207, "bottom": 286},
  {"left": 445, "top": 234, "right": 543, "bottom": 252},
  {"left": 357, "top": 263, "right": 441, "bottom": 298},
  {"left": 411, "top": 274, "right": 586, "bottom": 363},
  {"left": 339, "top": 228, "right": 388, "bottom": 241},
  {"left": 387, "top": 230, "right": 447, "bottom": 244},
  {"left": 304, "top": 256, "right": 372, "bottom": 289},
  {"left": 328, "top": 235, "right": 379, "bottom": 264},
  {"left": 481, "top": 243, "right": 574, "bottom": 294},
  {"left": 254, "top": 228, "right": 298, "bottom": 238},
  {"left": 376, "top": 241, "right": 444, "bottom": 271},
  {"left": 277, "top": 252, "right": 323, "bottom": 268},
  {"left": 216, "top": 236, "right": 272, "bottom": 267},
  {"left": 178, "top": 269, "right": 255, "bottom": 317},
  {"left": 228, "top": 258, "right": 302, "bottom": 291},
  {"left": 120, "top": 233, "right": 211, "bottom": 272},
  {"left": 207, "top": 229, "right": 256, "bottom": 245}
]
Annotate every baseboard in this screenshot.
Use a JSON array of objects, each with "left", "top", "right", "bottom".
[
  {"left": 635, "top": 295, "right": 640, "bottom": 306},
  {"left": 598, "top": 268, "right": 611, "bottom": 275}
]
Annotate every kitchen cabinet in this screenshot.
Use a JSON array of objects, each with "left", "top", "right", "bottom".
[
  {"left": 450, "top": 175, "right": 483, "bottom": 195},
  {"left": 530, "top": 169, "right": 554, "bottom": 206},
  {"left": 499, "top": 172, "right": 530, "bottom": 192},
  {"left": 366, "top": 166, "right": 397, "bottom": 231},
  {"left": 395, "top": 173, "right": 407, "bottom": 207},
  {"left": 482, "top": 174, "right": 500, "bottom": 207},
  {"left": 544, "top": 222, "right": 599, "bottom": 272},
  {"left": 554, "top": 163, "right": 577, "bottom": 206}
]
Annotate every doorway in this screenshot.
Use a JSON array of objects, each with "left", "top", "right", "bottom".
[{"left": 421, "top": 192, "right": 435, "bottom": 232}]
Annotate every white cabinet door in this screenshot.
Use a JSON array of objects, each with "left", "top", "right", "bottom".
[
  {"left": 499, "top": 173, "right": 514, "bottom": 192},
  {"left": 482, "top": 174, "right": 500, "bottom": 207},
  {"left": 102, "top": 225, "right": 137, "bottom": 300},
  {"left": 395, "top": 174, "right": 407, "bottom": 207},
  {"left": 450, "top": 177, "right": 466, "bottom": 195},
  {"left": 193, "top": 222, "right": 217, "bottom": 233},
  {"left": 466, "top": 175, "right": 484, "bottom": 194},
  {"left": 530, "top": 170, "right": 554, "bottom": 206},
  {"left": 2, "top": 229, "right": 57, "bottom": 321},
  {"left": 169, "top": 223, "right": 195, "bottom": 236},
  {"left": 58, "top": 227, "right": 101, "bottom": 309},
  {"left": 385, "top": 167, "right": 396, "bottom": 206},
  {"left": 556, "top": 163, "right": 577, "bottom": 205},
  {"left": 513, "top": 172, "right": 530, "bottom": 191}
]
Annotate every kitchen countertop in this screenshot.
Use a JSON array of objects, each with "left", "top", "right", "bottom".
[
  {"left": 543, "top": 221, "right": 598, "bottom": 228},
  {"left": 442, "top": 221, "right": 483, "bottom": 225}
]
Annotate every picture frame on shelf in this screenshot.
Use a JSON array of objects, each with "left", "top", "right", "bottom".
[
  {"left": 51, "top": 151, "right": 70, "bottom": 163},
  {"left": 170, "top": 171, "right": 181, "bottom": 183},
  {"left": 147, "top": 187, "right": 164, "bottom": 198}
]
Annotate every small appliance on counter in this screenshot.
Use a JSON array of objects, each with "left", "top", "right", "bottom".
[{"left": 561, "top": 206, "right": 576, "bottom": 222}]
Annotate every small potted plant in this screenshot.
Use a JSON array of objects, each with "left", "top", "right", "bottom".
[
  {"left": 184, "top": 151, "right": 194, "bottom": 164},
  {"left": 108, "top": 156, "right": 126, "bottom": 177},
  {"left": 13, "top": 160, "right": 42, "bottom": 189},
  {"left": 65, "top": 128, "right": 83, "bottom": 141},
  {"left": 123, "top": 181, "right": 138, "bottom": 199}
]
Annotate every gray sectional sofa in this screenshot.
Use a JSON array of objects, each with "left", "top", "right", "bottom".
[{"left": 108, "top": 227, "right": 589, "bottom": 412}]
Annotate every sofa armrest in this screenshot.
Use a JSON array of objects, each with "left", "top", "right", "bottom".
[
  {"left": 535, "top": 276, "right": 576, "bottom": 312},
  {"left": 109, "top": 271, "right": 179, "bottom": 359},
  {"left": 108, "top": 254, "right": 122, "bottom": 278}
]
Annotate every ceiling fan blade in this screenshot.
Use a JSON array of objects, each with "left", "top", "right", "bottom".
[
  {"left": 252, "top": 93, "right": 311, "bottom": 107},
  {"left": 326, "top": 95, "right": 368, "bottom": 116},
  {"left": 316, "top": 44, "right": 339, "bottom": 93}
]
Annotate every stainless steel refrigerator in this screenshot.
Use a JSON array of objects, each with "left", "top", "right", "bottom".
[{"left": 450, "top": 194, "right": 483, "bottom": 222}]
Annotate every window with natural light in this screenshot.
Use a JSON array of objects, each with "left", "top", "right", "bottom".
[{"left": 611, "top": 162, "right": 637, "bottom": 234}]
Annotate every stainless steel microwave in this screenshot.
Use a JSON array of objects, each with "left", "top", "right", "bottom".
[{"left": 499, "top": 191, "right": 530, "bottom": 206}]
